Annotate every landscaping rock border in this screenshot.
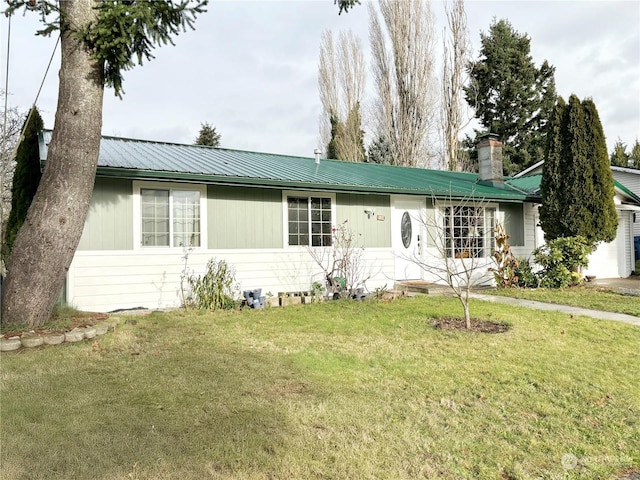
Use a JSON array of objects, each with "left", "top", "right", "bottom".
[{"left": 0, "top": 318, "right": 121, "bottom": 353}]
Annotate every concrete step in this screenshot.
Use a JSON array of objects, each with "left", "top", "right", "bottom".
[{"left": 394, "top": 281, "right": 431, "bottom": 295}]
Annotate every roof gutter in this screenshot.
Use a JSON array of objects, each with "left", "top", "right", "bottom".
[{"left": 95, "top": 167, "right": 533, "bottom": 203}]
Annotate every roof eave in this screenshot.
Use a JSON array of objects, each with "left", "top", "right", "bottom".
[{"left": 96, "top": 167, "right": 531, "bottom": 202}]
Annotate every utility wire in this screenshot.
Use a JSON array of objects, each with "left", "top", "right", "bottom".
[
  {"left": 1, "top": 9, "right": 60, "bottom": 273},
  {"left": 1, "top": 11, "right": 13, "bottom": 257}
]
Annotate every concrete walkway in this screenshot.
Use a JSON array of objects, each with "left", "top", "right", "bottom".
[
  {"left": 468, "top": 292, "right": 640, "bottom": 327},
  {"left": 399, "top": 279, "right": 640, "bottom": 327}
]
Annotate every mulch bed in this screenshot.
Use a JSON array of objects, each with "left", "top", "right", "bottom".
[{"left": 433, "top": 317, "right": 511, "bottom": 333}]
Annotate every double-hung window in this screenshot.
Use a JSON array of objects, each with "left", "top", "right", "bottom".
[
  {"left": 140, "top": 187, "right": 201, "bottom": 247},
  {"left": 443, "top": 205, "right": 496, "bottom": 258},
  {"left": 287, "top": 196, "right": 332, "bottom": 246}
]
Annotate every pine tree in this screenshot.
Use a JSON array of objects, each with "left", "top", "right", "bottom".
[
  {"left": 367, "top": 135, "right": 393, "bottom": 164},
  {"left": 195, "top": 122, "right": 221, "bottom": 147},
  {"left": 629, "top": 139, "right": 640, "bottom": 169},
  {"left": 2, "top": 107, "right": 44, "bottom": 265},
  {"left": 2, "top": 0, "right": 207, "bottom": 328},
  {"left": 465, "top": 19, "right": 556, "bottom": 175},
  {"left": 540, "top": 95, "right": 617, "bottom": 244},
  {"left": 610, "top": 139, "right": 629, "bottom": 167}
]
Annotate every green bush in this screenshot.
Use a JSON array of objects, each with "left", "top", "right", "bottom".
[
  {"left": 186, "top": 259, "right": 238, "bottom": 310},
  {"left": 514, "top": 257, "right": 540, "bottom": 288},
  {"left": 532, "top": 236, "right": 594, "bottom": 288}
]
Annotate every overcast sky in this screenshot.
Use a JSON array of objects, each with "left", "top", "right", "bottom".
[{"left": 1, "top": 0, "right": 639, "bottom": 160}]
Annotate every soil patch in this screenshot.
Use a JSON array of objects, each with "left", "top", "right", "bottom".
[
  {"left": 1, "top": 311, "right": 108, "bottom": 338},
  {"left": 433, "top": 317, "right": 511, "bottom": 333},
  {"left": 617, "top": 468, "right": 640, "bottom": 480}
]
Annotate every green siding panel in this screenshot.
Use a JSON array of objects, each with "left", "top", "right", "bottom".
[
  {"left": 336, "top": 193, "right": 391, "bottom": 248},
  {"left": 77, "top": 178, "right": 133, "bottom": 250},
  {"left": 208, "top": 185, "right": 283, "bottom": 249},
  {"left": 501, "top": 203, "right": 525, "bottom": 246}
]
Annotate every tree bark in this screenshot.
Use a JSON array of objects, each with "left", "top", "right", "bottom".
[{"left": 1, "top": 0, "right": 104, "bottom": 327}]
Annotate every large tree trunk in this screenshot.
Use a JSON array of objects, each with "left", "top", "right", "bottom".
[{"left": 1, "top": 0, "right": 104, "bottom": 327}]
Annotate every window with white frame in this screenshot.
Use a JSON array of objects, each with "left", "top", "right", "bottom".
[
  {"left": 443, "top": 205, "right": 496, "bottom": 258},
  {"left": 287, "top": 196, "right": 332, "bottom": 246},
  {"left": 140, "top": 188, "right": 201, "bottom": 247}
]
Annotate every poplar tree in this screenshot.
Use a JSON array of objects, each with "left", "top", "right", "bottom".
[
  {"left": 540, "top": 95, "right": 617, "bottom": 244},
  {"left": 318, "top": 30, "right": 365, "bottom": 162}
]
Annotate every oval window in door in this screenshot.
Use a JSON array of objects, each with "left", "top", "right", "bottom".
[{"left": 401, "top": 211, "right": 412, "bottom": 248}]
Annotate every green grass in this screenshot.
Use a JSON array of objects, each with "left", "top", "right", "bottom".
[
  {"left": 487, "top": 286, "right": 640, "bottom": 317},
  {"left": 1, "top": 297, "right": 638, "bottom": 479}
]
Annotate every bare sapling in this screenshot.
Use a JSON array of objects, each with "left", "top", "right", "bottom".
[
  {"left": 306, "top": 220, "right": 374, "bottom": 299},
  {"left": 410, "top": 194, "right": 495, "bottom": 328}
]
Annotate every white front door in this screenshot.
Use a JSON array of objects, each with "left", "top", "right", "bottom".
[{"left": 392, "top": 196, "right": 426, "bottom": 280}]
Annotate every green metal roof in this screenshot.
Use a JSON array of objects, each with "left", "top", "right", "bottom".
[
  {"left": 505, "top": 174, "right": 542, "bottom": 196},
  {"left": 39, "top": 130, "right": 534, "bottom": 202},
  {"left": 504, "top": 173, "right": 640, "bottom": 205}
]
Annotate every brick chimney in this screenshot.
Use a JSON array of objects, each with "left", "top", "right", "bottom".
[{"left": 477, "top": 134, "right": 504, "bottom": 187}]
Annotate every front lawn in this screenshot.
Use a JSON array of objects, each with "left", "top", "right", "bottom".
[
  {"left": 1, "top": 296, "right": 638, "bottom": 479},
  {"left": 487, "top": 286, "right": 640, "bottom": 317}
]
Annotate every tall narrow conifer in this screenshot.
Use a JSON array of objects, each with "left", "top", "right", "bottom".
[
  {"left": 540, "top": 95, "right": 617, "bottom": 244},
  {"left": 2, "top": 107, "right": 44, "bottom": 263}
]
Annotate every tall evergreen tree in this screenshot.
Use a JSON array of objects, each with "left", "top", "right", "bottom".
[
  {"left": 195, "top": 122, "right": 221, "bottom": 147},
  {"left": 540, "top": 95, "right": 617, "bottom": 244},
  {"left": 465, "top": 19, "right": 556, "bottom": 175},
  {"left": 582, "top": 98, "right": 617, "bottom": 242},
  {"left": 539, "top": 97, "right": 566, "bottom": 241},
  {"left": 326, "top": 115, "right": 343, "bottom": 160},
  {"left": 610, "top": 139, "right": 629, "bottom": 167},
  {"left": 367, "top": 135, "right": 393, "bottom": 164},
  {"left": 2, "top": 0, "right": 207, "bottom": 329},
  {"left": 629, "top": 139, "right": 640, "bottom": 169},
  {"left": 2, "top": 107, "right": 44, "bottom": 265}
]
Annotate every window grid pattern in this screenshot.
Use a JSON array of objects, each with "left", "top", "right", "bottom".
[
  {"left": 443, "top": 206, "right": 496, "bottom": 258},
  {"left": 173, "top": 190, "right": 201, "bottom": 247},
  {"left": 141, "top": 188, "right": 200, "bottom": 247},
  {"left": 288, "top": 196, "right": 332, "bottom": 247},
  {"left": 141, "top": 189, "right": 170, "bottom": 246}
]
